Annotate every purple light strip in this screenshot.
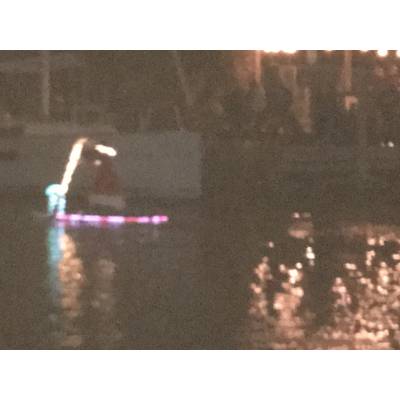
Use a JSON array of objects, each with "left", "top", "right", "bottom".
[{"left": 55, "top": 213, "right": 169, "bottom": 225}]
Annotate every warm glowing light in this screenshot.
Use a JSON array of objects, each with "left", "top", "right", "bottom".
[
  {"left": 95, "top": 144, "right": 117, "bottom": 157},
  {"left": 262, "top": 49, "right": 296, "bottom": 54},
  {"left": 247, "top": 220, "right": 400, "bottom": 349},
  {"left": 305, "top": 246, "right": 315, "bottom": 260},
  {"left": 377, "top": 50, "right": 388, "bottom": 57},
  {"left": 279, "top": 264, "right": 287, "bottom": 273},
  {"left": 288, "top": 269, "right": 300, "bottom": 284},
  {"left": 396, "top": 50, "right": 400, "bottom": 58},
  {"left": 250, "top": 283, "right": 262, "bottom": 295},
  {"left": 345, "top": 263, "right": 357, "bottom": 271}
]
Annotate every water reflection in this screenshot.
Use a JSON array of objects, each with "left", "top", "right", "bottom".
[
  {"left": 246, "top": 212, "right": 400, "bottom": 349},
  {"left": 33, "top": 203, "right": 400, "bottom": 349},
  {"left": 47, "top": 223, "right": 85, "bottom": 347},
  {"left": 47, "top": 223, "right": 122, "bottom": 348},
  {"left": 89, "top": 256, "right": 120, "bottom": 347}
]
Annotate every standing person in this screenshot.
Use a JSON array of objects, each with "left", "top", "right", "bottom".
[
  {"left": 81, "top": 143, "right": 126, "bottom": 213},
  {"left": 89, "top": 154, "right": 126, "bottom": 212}
]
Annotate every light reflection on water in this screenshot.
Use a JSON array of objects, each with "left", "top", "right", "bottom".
[
  {"left": 5, "top": 200, "right": 400, "bottom": 349},
  {"left": 47, "top": 224, "right": 86, "bottom": 348},
  {"left": 244, "top": 213, "right": 400, "bottom": 349},
  {"left": 47, "top": 223, "right": 124, "bottom": 348},
  {"left": 43, "top": 215, "right": 198, "bottom": 349}
]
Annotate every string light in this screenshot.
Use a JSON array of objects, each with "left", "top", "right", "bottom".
[
  {"left": 262, "top": 50, "right": 280, "bottom": 54},
  {"left": 55, "top": 213, "right": 169, "bottom": 225},
  {"left": 262, "top": 50, "right": 297, "bottom": 55},
  {"left": 262, "top": 50, "right": 397, "bottom": 58},
  {"left": 377, "top": 50, "right": 389, "bottom": 57}
]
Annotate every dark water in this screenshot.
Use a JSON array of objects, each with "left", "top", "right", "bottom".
[{"left": 2, "top": 195, "right": 400, "bottom": 349}]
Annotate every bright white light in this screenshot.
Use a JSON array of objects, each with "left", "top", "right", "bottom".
[
  {"left": 305, "top": 246, "right": 315, "bottom": 260},
  {"left": 396, "top": 50, "right": 400, "bottom": 58},
  {"left": 377, "top": 50, "right": 388, "bottom": 57},
  {"left": 45, "top": 183, "right": 63, "bottom": 197},
  {"left": 60, "top": 138, "right": 88, "bottom": 195},
  {"left": 262, "top": 50, "right": 296, "bottom": 54},
  {"left": 95, "top": 144, "right": 117, "bottom": 157},
  {"left": 58, "top": 140, "right": 117, "bottom": 197}
]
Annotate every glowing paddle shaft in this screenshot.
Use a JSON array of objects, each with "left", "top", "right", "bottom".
[
  {"left": 47, "top": 138, "right": 119, "bottom": 214},
  {"left": 45, "top": 138, "right": 169, "bottom": 225},
  {"left": 60, "top": 138, "right": 88, "bottom": 197},
  {"left": 45, "top": 138, "right": 89, "bottom": 215}
]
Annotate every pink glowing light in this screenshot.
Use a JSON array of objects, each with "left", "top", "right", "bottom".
[
  {"left": 107, "top": 216, "right": 125, "bottom": 223},
  {"left": 55, "top": 213, "right": 169, "bottom": 225}
]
